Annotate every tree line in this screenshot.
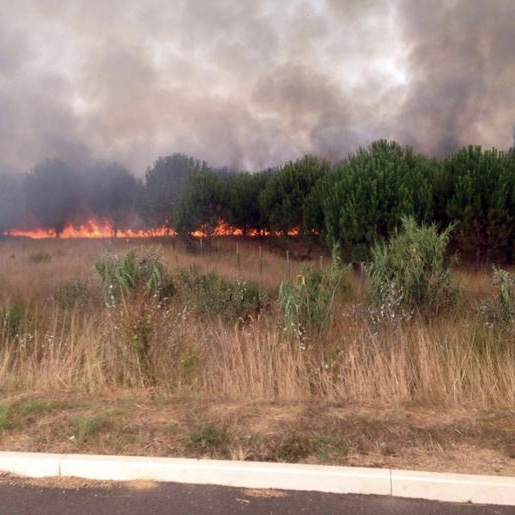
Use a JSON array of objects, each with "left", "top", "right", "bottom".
[{"left": 1, "top": 140, "right": 515, "bottom": 263}]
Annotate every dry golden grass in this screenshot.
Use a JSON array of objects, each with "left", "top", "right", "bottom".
[
  {"left": 0, "top": 236, "right": 514, "bottom": 411},
  {"left": 0, "top": 237, "right": 305, "bottom": 304},
  {"left": 0, "top": 231, "right": 513, "bottom": 475}
]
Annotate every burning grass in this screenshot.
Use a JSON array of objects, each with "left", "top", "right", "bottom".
[
  {"left": 0, "top": 237, "right": 514, "bottom": 474},
  {"left": 4, "top": 218, "right": 300, "bottom": 240}
]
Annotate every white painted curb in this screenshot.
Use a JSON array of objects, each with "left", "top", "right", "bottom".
[
  {"left": 0, "top": 452, "right": 514, "bottom": 506},
  {"left": 392, "top": 469, "right": 515, "bottom": 506}
]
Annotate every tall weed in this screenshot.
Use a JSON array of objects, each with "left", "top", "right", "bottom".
[
  {"left": 54, "top": 279, "right": 92, "bottom": 310},
  {"left": 175, "top": 267, "right": 265, "bottom": 322},
  {"left": 279, "top": 250, "right": 348, "bottom": 340},
  {"left": 366, "top": 217, "right": 458, "bottom": 320},
  {"left": 493, "top": 267, "right": 515, "bottom": 322},
  {"left": 95, "top": 249, "right": 171, "bottom": 305},
  {"left": 1, "top": 300, "right": 26, "bottom": 339}
]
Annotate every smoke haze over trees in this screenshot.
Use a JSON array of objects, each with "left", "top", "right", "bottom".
[
  {"left": 0, "top": 1, "right": 514, "bottom": 174},
  {"left": 24, "top": 159, "right": 81, "bottom": 237},
  {"left": 143, "top": 154, "right": 206, "bottom": 232}
]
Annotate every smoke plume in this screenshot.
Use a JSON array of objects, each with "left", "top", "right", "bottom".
[{"left": 0, "top": 0, "right": 513, "bottom": 174}]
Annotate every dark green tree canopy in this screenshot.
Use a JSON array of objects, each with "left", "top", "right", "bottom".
[
  {"left": 443, "top": 146, "right": 515, "bottom": 263},
  {"left": 8, "top": 139, "right": 515, "bottom": 264},
  {"left": 259, "top": 155, "right": 330, "bottom": 235},
  {"left": 224, "top": 171, "right": 271, "bottom": 235},
  {"left": 319, "top": 140, "right": 434, "bottom": 261},
  {"left": 176, "top": 169, "right": 227, "bottom": 235}
]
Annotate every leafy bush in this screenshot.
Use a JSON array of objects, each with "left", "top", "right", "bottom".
[
  {"left": 95, "top": 250, "right": 177, "bottom": 385},
  {"left": 493, "top": 267, "right": 515, "bottom": 322},
  {"left": 54, "top": 279, "right": 91, "bottom": 309},
  {"left": 312, "top": 432, "right": 348, "bottom": 463},
  {"left": 1, "top": 300, "right": 26, "bottom": 339},
  {"left": 0, "top": 406, "right": 14, "bottom": 433},
  {"left": 95, "top": 249, "right": 172, "bottom": 304},
  {"left": 29, "top": 252, "right": 52, "bottom": 264},
  {"left": 273, "top": 432, "right": 313, "bottom": 462},
  {"left": 187, "top": 423, "right": 231, "bottom": 456},
  {"left": 366, "top": 217, "right": 457, "bottom": 320},
  {"left": 279, "top": 249, "right": 348, "bottom": 339},
  {"left": 175, "top": 267, "right": 265, "bottom": 322}
]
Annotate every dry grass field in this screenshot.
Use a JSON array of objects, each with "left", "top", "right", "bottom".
[{"left": 0, "top": 236, "right": 514, "bottom": 475}]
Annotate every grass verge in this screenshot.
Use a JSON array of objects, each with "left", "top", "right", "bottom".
[{"left": 0, "top": 393, "right": 514, "bottom": 476}]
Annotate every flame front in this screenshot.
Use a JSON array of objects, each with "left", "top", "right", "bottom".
[
  {"left": 6, "top": 220, "right": 175, "bottom": 239},
  {"left": 4, "top": 219, "right": 300, "bottom": 239}
]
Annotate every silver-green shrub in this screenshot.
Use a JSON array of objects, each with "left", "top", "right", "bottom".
[
  {"left": 493, "top": 267, "right": 515, "bottom": 322},
  {"left": 94, "top": 249, "right": 169, "bottom": 305},
  {"left": 174, "top": 266, "right": 266, "bottom": 322},
  {"left": 279, "top": 249, "right": 349, "bottom": 339},
  {"left": 366, "top": 217, "right": 457, "bottom": 320}
]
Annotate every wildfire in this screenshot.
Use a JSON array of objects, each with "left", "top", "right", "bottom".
[
  {"left": 4, "top": 219, "right": 301, "bottom": 239},
  {"left": 6, "top": 220, "right": 175, "bottom": 239},
  {"left": 190, "top": 221, "right": 244, "bottom": 238},
  {"left": 188, "top": 221, "right": 300, "bottom": 238}
]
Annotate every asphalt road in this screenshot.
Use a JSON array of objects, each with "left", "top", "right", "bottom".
[{"left": 0, "top": 479, "right": 514, "bottom": 515}]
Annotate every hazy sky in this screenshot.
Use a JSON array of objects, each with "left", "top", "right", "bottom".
[{"left": 0, "top": 0, "right": 514, "bottom": 174}]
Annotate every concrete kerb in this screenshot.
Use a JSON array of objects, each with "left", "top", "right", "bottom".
[
  {"left": 0, "top": 451, "right": 514, "bottom": 506},
  {"left": 391, "top": 469, "right": 515, "bottom": 506}
]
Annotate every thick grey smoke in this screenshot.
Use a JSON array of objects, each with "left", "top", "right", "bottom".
[
  {"left": 397, "top": 0, "right": 515, "bottom": 156},
  {"left": 0, "top": 0, "right": 513, "bottom": 174}
]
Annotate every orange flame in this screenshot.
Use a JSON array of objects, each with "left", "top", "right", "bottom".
[
  {"left": 188, "top": 220, "right": 299, "bottom": 238},
  {"left": 186, "top": 220, "right": 245, "bottom": 238},
  {"left": 214, "top": 221, "right": 243, "bottom": 237},
  {"left": 6, "top": 220, "right": 176, "bottom": 239},
  {"left": 4, "top": 219, "right": 301, "bottom": 239}
]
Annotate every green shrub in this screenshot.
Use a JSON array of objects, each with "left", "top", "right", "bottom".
[
  {"left": 366, "top": 217, "right": 457, "bottom": 320},
  {"left": 95, "top": 249, "right": 172, "bottom": 304},
  {"left": 95, "top": 251, "right": 177, "bottom": 385},
  {"left": 175, "top": 267, "right": 265, "bottom": 322},
  {"left": 279, "top": 249, "right": 348, "bottom": 339},
  {"left": 54, "top": 279, "right": 91, "bottom": 309},
  {"left": 273, "top": 432, "right": 313, "bottom": 462},
  {"left": 313, "top": 432, "right": 348, "bottom": 463},
  {"left": 0, "top": 406, "right": 14, "bottom": 433},
  {"left": 187, "top": 423, "right": 231, "bottom": 456},
  {"left": 29, "top": 252, "right": 52, "bottom": 264},
  {"left": 1, "top": 300, "right": 26, "bottom": 339},
  {"left": 493, "top": 267, "right": 515, "bottom": 322},
  {"left": 69, "top": 414, "right": 113, "bottom": 444}
]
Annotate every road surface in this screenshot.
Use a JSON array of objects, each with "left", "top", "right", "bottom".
[{"left": 0, "top": 478, "right": 513, "bottom": 514}]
